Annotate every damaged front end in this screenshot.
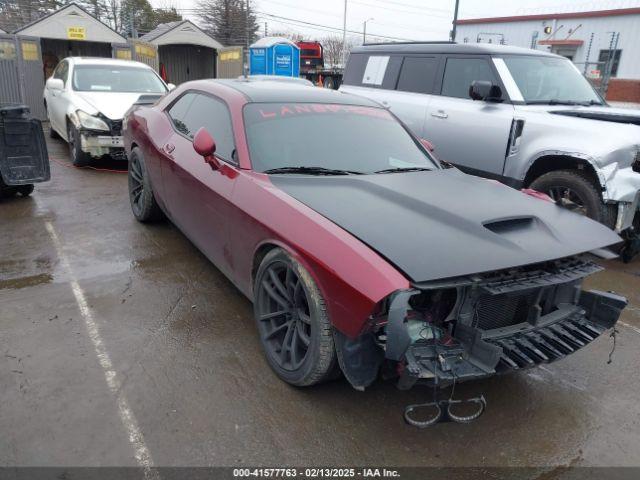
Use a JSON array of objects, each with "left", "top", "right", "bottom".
[{"left": 334, "top": 256, "right": 626, "bottom": 425}]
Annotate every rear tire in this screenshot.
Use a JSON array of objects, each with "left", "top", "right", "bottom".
[
  {"left": 128, "top": 147, "right": 163, "bottom": 223},
  {"left": 253, "top": 248, "right": 337, "bottom": 386},
  {"left": 529, "top": 170, "right": 617, "bottom": 229},
  {"left": 67, "top": 123, "right": 91, "bottom": 167}
]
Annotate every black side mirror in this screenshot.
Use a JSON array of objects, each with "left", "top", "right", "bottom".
[{"left": 469, "top": 80, "right": 502, "bottom": 101}]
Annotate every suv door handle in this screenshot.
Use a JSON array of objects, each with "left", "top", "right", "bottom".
[{"left": 431, "top": 110, "right": 448, "bottom": 119}]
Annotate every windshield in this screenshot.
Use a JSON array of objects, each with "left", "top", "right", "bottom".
[
  {"left": 72, "top": 65, "right": 167, "bottom": 93},
  {"left": 243, "top": 103, "right": 438, "bottom": 174},
  {"left": 502, "top": 55, "right": 603, "bottom": 105}
]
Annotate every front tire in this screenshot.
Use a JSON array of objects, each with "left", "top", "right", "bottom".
[
  {"left": 128, "top": 147, "right": 163, "bottom": 223},
  {"left": 254, "top": 248, "right": 337, "bottom": 386},
  {"left": 529, "top": 170, "right": 617, "bottom": 228},
  {"left": 67, "top": 123, "right": 91, "bottom": 167}
]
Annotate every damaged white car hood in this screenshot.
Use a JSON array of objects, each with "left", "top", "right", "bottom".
[{"left": 74, "top": 92, "right": 146, "bottom": 120}]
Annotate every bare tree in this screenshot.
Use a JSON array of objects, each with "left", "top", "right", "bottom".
[{"left": 322, "top": 35, "right": 357, "bottom": 68}]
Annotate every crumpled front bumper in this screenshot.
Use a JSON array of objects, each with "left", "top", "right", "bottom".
[
  {"left": 80, "top": 132, "right": 124, "bottom": 158},
  {"left": 390, "top": 289, "right": 626, "bottom": 388}
]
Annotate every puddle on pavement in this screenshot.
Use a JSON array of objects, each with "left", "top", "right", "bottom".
[{"left": 0, "top": 273, "right": 53, "bottom": 290}]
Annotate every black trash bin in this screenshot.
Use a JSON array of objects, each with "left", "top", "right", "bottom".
[{"left": 0, "top": 104, "right": 50, "bottom": 198}]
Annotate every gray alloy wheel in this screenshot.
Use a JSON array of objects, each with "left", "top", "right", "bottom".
[
  {"left": 128, "top": 147, "right": 163, "bottom": 223},
  {"left": 254, "top": 248, "right": 337, "bottom": 386}
]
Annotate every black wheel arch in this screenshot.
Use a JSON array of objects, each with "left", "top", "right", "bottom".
[{"left": 524, "top": 154, "right": 604, "bottom": 193}]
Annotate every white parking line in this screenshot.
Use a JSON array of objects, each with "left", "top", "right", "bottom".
[
  {"left": 45, "top": 221, "right": 158, "bottom": 479},
  {"left": 620, "top": 321, "right": 640, "bottom": 336}
]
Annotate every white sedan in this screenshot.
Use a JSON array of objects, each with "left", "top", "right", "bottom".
[{"left": 44, "top": 57, "right": 172, "bottom": 166}]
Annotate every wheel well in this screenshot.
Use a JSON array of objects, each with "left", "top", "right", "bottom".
[
  {"left": 524, "top": 155, "right": 603, "bottom": 191},
  {"left": 252, "top": 243, "right": 279, "bottom": 284}
]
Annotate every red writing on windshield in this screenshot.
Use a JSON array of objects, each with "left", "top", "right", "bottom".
[{"left": 258, "top": 103, "right": 391, "bottom": 120}]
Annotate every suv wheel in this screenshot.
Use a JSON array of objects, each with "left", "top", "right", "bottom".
[{"left": 529, "top": 170, "right": 617, "bottom": 228}]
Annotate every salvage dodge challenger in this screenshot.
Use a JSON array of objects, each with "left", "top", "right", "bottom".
[{"left": 123, "top": 78, "right": 627, "bottom": 425}]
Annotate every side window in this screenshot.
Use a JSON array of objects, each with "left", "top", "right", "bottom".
[
  {"left": 53, "top": 61, "right": 69, "bottom": 85},
  {"left": 441, "top": 58, "right": 497, "bottom": 99},
  {"left": 168, "top": 93, "right": 236, "bottom": 162},
  {"left": 396, "top": 57, "right": 437, "bottom": 94},
  {"left": 342, "top": 53, "right": 368, "bottom": 86},
  {"left": 362, "top": 55, "right": 390, "bottom": 86},
  {"left": 167, "top": 92, "right": 197, "bottom": 137}
]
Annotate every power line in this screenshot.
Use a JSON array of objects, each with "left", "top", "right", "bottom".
[{"left": 176, "top": 8, "right": 420, "bottom": 41}]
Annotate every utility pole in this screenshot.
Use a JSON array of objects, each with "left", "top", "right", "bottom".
[
  {"left": 451, "top": 0, "right": 460, "bottom": 41},
  {"left": 341, "top": 0, "right": 348, "bottom": 66},
  {"left": 244, "top": 0, "right": 250, "bottom": 77},
  {"left": 363, "top": 18, "right": 373, "bottom": 44}
]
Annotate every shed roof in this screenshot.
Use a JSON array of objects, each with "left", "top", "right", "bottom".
[
  {"left": 250, "top": 36, "right": 299, "bottom": 49},
  {"left": 13, "top": 2, "right": 125, "bottom": 43},
  {"left": 140, "top": 20, "right": 223, "bottom": 50}
]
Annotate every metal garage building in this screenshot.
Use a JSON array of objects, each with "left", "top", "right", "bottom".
[
  {"left": 140, "top": 20, "right": 223, "bottom": 85},
  {"left": 455, "top": 7, "right": 640, "bottom": 102}
]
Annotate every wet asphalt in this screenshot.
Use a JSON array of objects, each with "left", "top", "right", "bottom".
[{"left": 1, "top": 129, "right": 640, "bottom": 472}]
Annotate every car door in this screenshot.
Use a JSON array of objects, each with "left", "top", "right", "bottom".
[
  {"left": 46, "top": 60, "right": 69, "bottom": 135},
  {"left": 161, "top": 91, "right": 240, "bottom": 275},
  {"left": 424, "top": 56, "right": 515, "bottom": 177},
  {"left": 383, "top": 55, "right": 440, "bottom": 138}
]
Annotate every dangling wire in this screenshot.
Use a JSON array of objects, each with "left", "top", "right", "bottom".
[{"left": 607, "top": 327, "right": 619, "bottom": 364}]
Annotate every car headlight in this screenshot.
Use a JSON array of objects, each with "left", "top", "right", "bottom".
[{"left": 76, "top": 110, "right": 110, "bottom": 131}]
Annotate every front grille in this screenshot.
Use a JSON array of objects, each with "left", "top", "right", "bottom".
[
  {"left": 109, "top": 120, "right": 123, "bottom": 136},
  {"left": 474, "top": 291, "right": 537, "bottom": 330},
  {"left": 487, "top": 313, "right": 607, "bottom": 372}
]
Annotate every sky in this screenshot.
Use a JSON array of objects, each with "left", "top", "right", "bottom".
[{"left": 151, "top": 0, "right": 640, "bottom": 43}]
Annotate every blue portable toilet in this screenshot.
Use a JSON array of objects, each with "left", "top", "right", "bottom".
[{"left": 249, "top": 37, "right": 300, "bottom": 77}]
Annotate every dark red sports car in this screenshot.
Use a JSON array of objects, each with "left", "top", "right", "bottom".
[{"left": 123, "top": 78, "right": 625, "bottom": 417}]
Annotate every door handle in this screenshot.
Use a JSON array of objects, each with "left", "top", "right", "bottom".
[
  {"left": 381, "top": 100, "right": 389, "bottom": 106},
  {"left": 163, "top": 143, "right": 175, "bottom": 154},
  {"left": 431, "top": 110, "right": 448, "bottom": 119}
]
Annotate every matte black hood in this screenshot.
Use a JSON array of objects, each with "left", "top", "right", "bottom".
[{"left": 271, "top": 169, "right": 622, "bottom": 283}]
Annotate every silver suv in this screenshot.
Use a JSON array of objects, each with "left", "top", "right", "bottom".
[{"left": 340, "top": 43, "right": 640, "bottom": 259}]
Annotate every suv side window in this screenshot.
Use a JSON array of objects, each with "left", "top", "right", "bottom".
[
  {"left": 441, "top": 57, "right": 497, "bottom": 99},
  {"left": 396, "top": 56, "right": 437, "bottom": 94},
  {"left": 342, "top": 53, "right": 367, "bottom": 86},
  {"left": 53, "top": 61, "right": 69, "bottom": 85},
  {"left": 168, "top": 92, "right": 236, "bottom": 162}
]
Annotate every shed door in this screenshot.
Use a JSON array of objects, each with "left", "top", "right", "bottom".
[{"left": 0, "top": 34, "right": 21, "bottom": 104}]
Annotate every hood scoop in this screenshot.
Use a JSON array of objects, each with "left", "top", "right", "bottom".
[
  {"left": 551, "top": 109, "right": 640, "bottom": 125},
  {"left": 483, "top": 216, "right": 534, "bottom": 235}
]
